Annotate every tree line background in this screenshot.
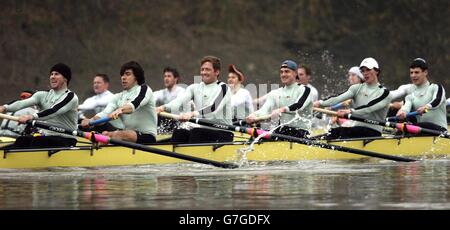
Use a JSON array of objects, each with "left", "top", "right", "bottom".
[{"left": 0, "top": 0, "right": 448, "bottom": 102}]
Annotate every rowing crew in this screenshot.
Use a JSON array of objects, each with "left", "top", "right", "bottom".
[{"left": 0, "top": 56, "right": 448, "bottom": 149}]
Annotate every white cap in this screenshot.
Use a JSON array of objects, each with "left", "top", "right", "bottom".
[
  {"left": 359, "top": 57, "right": 379, "bottom": 70},
  {"left": 348, "top": 66, "right": 364, "bottom": 80}
]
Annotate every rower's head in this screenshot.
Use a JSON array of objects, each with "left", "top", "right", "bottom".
[
  {"left": 163, "top": 67, "right": 180, "bottom": 89},
  {"left": 348, "top": 66, "right": 364, "bottom": 85},
  {"left": 200, "top": 56, "right": 221, "bottom": 84},
  {"left": 20, "top": 90, "right": 35, "bottom": 100},
  {"left": 359, "top": 57, "right": 380, "bottom": 84},
  {"left": 280, "top": 60, "right": 298, "bottom": 86},
  {"left": 297, "top": 64, "right": 311, "bottom": 85},
  {"left": 93, "top": 74, "right": 109, "bottom": 94},
  {"left": 409, "top": 58, "right": 428, "bottom": 86},
  {"left": 49, "top": 63, "right": 71, "bottom": 90},
  {"left": 227, "top": 64, "right": 245, "bottom": 88},
  {"left": 120, "top": 61, "right": 145, "bottom": 90}
]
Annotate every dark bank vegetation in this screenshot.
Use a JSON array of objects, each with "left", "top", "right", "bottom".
[{"left": 0, "top": 0, "right": 448, "bottom": 101}]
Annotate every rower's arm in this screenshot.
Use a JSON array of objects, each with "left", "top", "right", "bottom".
[
  {"left": 78, "top": 97, "right": 96, "bottom": 111},
  {"left": 33, "top": 92, "right": 78, "bottom": 120},
  {"left": 425, "top": 84, "right": 446, "bottom": 110},
  {"left": 399, "top": 95, "right": 413, "bottom": 113},
  {"left": 286, "top": 86, "right": 311, "bottom": 112},
  {"left": 127, "top": 85, "right": 154, "bottom": 112},
  {"left": 244, "top": 90, "right": 255, "bottom": 114},
  {"left": 319, "top": 84, "right": 358, "bottom": 107},
  {"left": 3, "top": 92, "right": 41, "bottom": 112},
  {"left": 390, "top": 84, "right": 412, "bottom": 101},
  {"left": 351, "top": 89, "right": 391, "bottom": 114},
  {"left": 253, "top": 91, "right": 277, "bottom": 117},
  {"left": 96, "top": 94, "right": 120, "bottom": 118},
  {"left": 197, "top": 83, "right": 230, "bottom": 117},
  {"left": 164, "top": 84, "right": 195, "bottom": 114}
]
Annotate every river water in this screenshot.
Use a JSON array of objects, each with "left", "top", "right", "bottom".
[{"left": 1, "top": 158, "right": 450, "bottom": 210}]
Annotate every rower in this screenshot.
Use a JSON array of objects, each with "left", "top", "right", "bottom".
[
  {"left": 227, "top": 64, "right": 254, "bottom": 121},
  {"left": 297, "top": 64, "right": 319, "bottom": 102},
  {"left": 153, "top": 67, "right": 189, "bottom": 134},
  {"left": 396, "top": 58, "right": 447, "bottom": 133},
  {"left": 0, "top": 90, "right": 38, "bottom": 137},
  {"left": 81, "top": 61, "right": 157, "bottom": 144},
  {"left": 78, "top": 74, "right": 119, "bottom": 133},
  {"left": 156, "top": 56, "right": 233, "bottom": 143},
  {"left": 154, "top": 67, "right": 186, "bottom": 108},
  {"left": 246, "top": 60, "right": 313, "bottom": 139},
  {"left": 348, "top": 66, "right": 364, "bottom": 85},
  {"left": 328, "top": 66, "right": 364, "bottom": 128},
  {"left": 78, "top": 74, "right": 114, "bottom": 119},
  {"left": 313, "top": 57, "right": 391, "bottom": 139},
  {"left": 0, "top": 63, "right": 79, "bottom": 147}
]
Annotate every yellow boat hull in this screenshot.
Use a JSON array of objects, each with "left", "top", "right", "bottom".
[{"left": 0, "top": 135, "right": 449, "bottom": 169}]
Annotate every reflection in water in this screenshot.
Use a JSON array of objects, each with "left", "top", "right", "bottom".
[{"left": 1, "top": 160, "right": 450, "bottom": 209}]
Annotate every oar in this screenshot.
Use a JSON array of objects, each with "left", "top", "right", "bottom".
[
  {"left": 329, "top": 99, "right": 352, "bottom": 110},
  {"left": 0, "top": 113, "right": 238, "bottom": 169},
  {"left": 385, "top": 111, "right": 421, "bottom": 122},
  {"left": 159, "top": 112, "right": 416, "bottom": 162},
  {"left": 89, "top": 117, "right": 112, "bottom": 126},
  {"left": 232, "top": 115, "right": 271, "bottom": 126},
  {"left": 314, "top": 107, "right": 450, "bottom": 138}
]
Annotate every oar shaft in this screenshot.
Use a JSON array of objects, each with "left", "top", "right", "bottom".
[
  {"left": 183, "top": 116, "right": 416, "bottom": 162},
  {"left": 314, "top": 107, "right": 448, "bottom": 138},
  {"left": 107, "top": 138, "right": 237, "bottom": 168}
]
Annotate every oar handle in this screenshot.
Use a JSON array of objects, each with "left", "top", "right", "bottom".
[
  {"left": 160, "top": 111, "right": 270, "bottom": 123},
  {"left": 232, "top": 115, "right": 271, "bottom": 126},
  {"left": 89, "top": 117, "right": 112, "bottom": 126},
  {"left": 0, "top": 113, "right": 20, "bottom": 122},
  {"left": 386, "top": 111, "right": 421, "bottom": 122},
  {"left": 255, "top": 114, "right": 271, "bottom": 122},
  {"left": 159, "top": 111, "right": 181, "bottom": 120},
  {"left": 313, "top": 107, "right": 338, "bottom": 116},
  {"left": 329, "top": 99, "right": 352, "bottom": 110}
]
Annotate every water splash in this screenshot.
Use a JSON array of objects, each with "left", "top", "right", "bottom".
[{"left": 235, "top": 113, "right": 303, "bottom": 166}]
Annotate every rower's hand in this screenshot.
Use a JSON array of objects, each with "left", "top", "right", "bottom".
[
  {"left": 396, "top": 110, "right": 407, "bottom": 120},
  {"left": 417, "top": 105, "right": 429, "bottom": 115},
  {"left": 80, "top": 119, "right": 91, "bottom": 128},
  {"left": 110, "top": 108, "right": 123, "bottom": 120},
  {"left": 0, "top": 105, "right": 5, "bottom": 113},
  {"left": 246, "top": 114, "right": 257, "bottom": 124},
  {"left": 337, "top": 109, "right": 351, "bottom": 117},
  {"left": 271, "top": 108, "right": 285, "bottom": 119},
  {"left": 156, "top": 106, "right": 165, "bottom": 114},
  {"left": 390, "top": 101, "right": 403, "bottom": 110},
  {"left": 177, "top": 111, "right": 195, "bottom": 122},
  {"left": 18, "top": 114, "right": 33, "bottom": 124},
  {"left": 342, "top": 99, "right": 352, "bottom": 107},
  {"left": 313, "top": 101, "right": 321, "bottom": 108}
]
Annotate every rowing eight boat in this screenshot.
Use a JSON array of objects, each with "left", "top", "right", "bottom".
[{"left": 0, "top": 133, "right": 448, "bottom": 169}]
